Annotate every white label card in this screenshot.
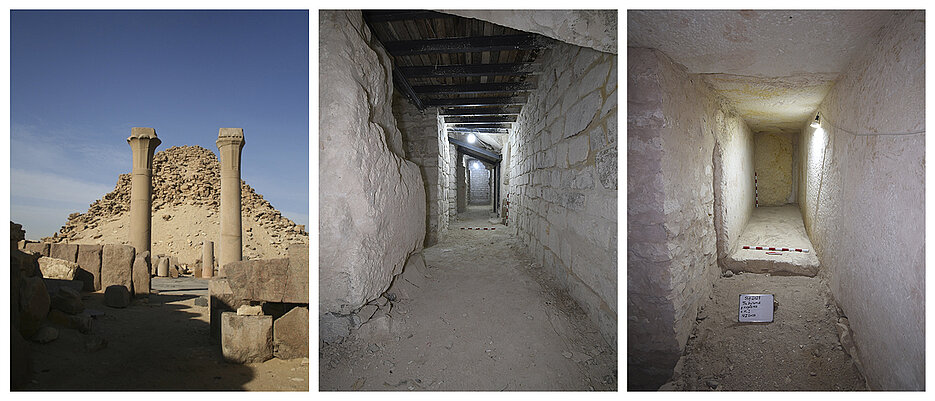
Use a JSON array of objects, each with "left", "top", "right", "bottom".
[{"left": 738, "top": 294, "right": 774, "bottom": 323}]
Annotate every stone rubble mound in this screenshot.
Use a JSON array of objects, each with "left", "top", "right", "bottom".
[{"left": 44, "top": 145, "right": 308, "bottom": 263}]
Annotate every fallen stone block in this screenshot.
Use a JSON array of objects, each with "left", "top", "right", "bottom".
[
  {"left": 101, "top": 244, "right": 134, "bottom": 293},
  {"left": 104, "top": 285, "right": 131, "bottom": 308},
  {"left": 225, "top": 257, "right": 307, "bottom": 303},
  {"left": 32, "top": 326, "right": 59, "bottom": 344},
  {"left": 24, "top": 242, "right": 50, "bottom": 257},
  {"left": 358, "top": 304, "right": 378, "bottom": 323},
  {"left": 76, "top": 244, "right": 102, "bottom": 291},
  {"left": 221, "top": 312, "right": 273, "bottom": 364},
  {"left": 131, "top": 251, "right": 151, "bottom": 297},
  {"left": 47, "top": 309, "right": 92, "bottom": 333},
  {"left": 43, "top": 278, "right": 85, "bottom": 295},
  {"left": 38, "top": 257, "right": 79, "bottom": 280},
  {"left": 12, "top": 248, "right": 41, "bottom": 278},
  {"left": 209, "top": 278, "right": 248, "bottom": 343},
  {"left": 169, "top": 265, "right": 180, "bottom": 278},
  {"left": 157, "top": 257, "right": 169, "bottom": 277},
  {"left": 50, "top": 243, "right": 79, "bottom": 263},
  {"left": 274, "top": 306, "right": 309, "bottom": 360},
  {"left": 18, "top": 276, "right": 50, "bottom": 339},
  {"left": 51, "top": 286, "right": 84, "bottom": 315},
  {"left": 355, "top": 311, "right": 395, "bottom": 342},
  {"left": 237, "top": 305, "right": 263, "bottom": 316}
]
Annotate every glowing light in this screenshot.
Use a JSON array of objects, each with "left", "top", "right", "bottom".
[
  {"left": 810, "top": 114, "right": 821, "bottom": 129},
  {"left": 467, "top": 133, "right": 477, "bottom": 143},
  {"left": 472, "top": 161, "right": 481, "bottom": 169}
]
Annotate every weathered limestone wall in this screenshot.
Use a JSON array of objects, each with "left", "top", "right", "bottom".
[
  {"left": 754, "top": 132, "right": 796, "bottom": 206},
  {"left": 468, "top": 165, "right": 490, "bottom": 204},
  {"left": 395, "top": 93, "right": 450, "bottom": 246},
  {"left": 711, "top": 109, "right": 755, "bottom": 262},
  {"left": 796, "top": 11, "right": 924, "bottom": 390},
  {"left": 447, "top": 144, "right": 459, "bottom": 217},
  {"left": 319, "top": 10, "right": 426, "bottom": 317},
  {"left": 508, "top": 40, "right": 617, "bottom": 350},
  {"left": 629, "top": 47, "right": 738, "bottom": 389}
]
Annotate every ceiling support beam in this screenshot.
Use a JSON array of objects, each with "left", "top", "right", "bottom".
[
  {"left": 444, "top": 115, "right": 518, "bottom": 123},
  {"left": 423, "top": 97, "right": 527, "bottom": 107},
  {"left": 399, "top": 63, "right": 540, "bottom": 78},
  {"left": 384, "top": 34, "right": 544, "bottom": 56},
  {"left": 448, "top": 123, "right": 513, "bottom": 129},
  {"left": 448, "top": 128, "right": 510, "bottom": 134},
  {"left": 439, "top": 106, "right": 522, "bottom": 116},
  {"left": 412, "top": 82, "right": 535, "bottom": 95},
  {"left": 449, "top": 137, "right": 502, "bottom": 163}
]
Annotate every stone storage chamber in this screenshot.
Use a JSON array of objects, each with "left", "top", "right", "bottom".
[
  {"left": 628, "top": 10, "right": 924, "bottom": 390},
  {"left": 43, "top": 145, "right": 309, "bottom": 266}
]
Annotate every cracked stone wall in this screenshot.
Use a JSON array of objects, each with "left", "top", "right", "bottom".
[
  {"left": 319, "top": 10, "right": 425, "bottom": 317},
  {"left": 507, "top": 40, "right": 617, "bottom": 351},
  {"left": 395, "top": 93, "right": 450, "bottom": 246},
  {"left": 796, "top": 11, "right": 924, "bottom": 390},
  {"left": 629, "top": 47, "right": 740, "bottom": 389}
]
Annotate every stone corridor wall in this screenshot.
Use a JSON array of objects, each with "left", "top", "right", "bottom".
[
  {"left": 395, "top": 93, "right": 450, "bottom": 246},
  {"left": 629, "top": 47, "right": 739, "bottom": 389},
  {"left": 319, "top": 10, "right": 425, "bottom": 317},
  {"left": 754, "top": 132, "right": 797, "bottom": 206},
  {"left": 507, "top": 40, "right": 617, "bottom": 350},
  {"left": 796, "top": 11, "right": 924, "bottom": 390}
]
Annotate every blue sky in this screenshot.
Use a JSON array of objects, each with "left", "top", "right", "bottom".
[{"left": 10, "top": 10, "right": 309, "bottom": 239}]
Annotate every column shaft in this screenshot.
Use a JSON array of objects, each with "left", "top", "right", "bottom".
[{"left": 217, "top": 128, "right": 245, "bottom": 273}]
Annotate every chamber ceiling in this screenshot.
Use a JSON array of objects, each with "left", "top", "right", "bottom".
[{"left": 628, "top": 10, "right": 896, "bottom": 134}]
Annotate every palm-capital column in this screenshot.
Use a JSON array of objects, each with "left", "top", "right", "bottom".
[
  {"left": 127, "top": 127, "right": 161, "bottom": 256},
  {"left": 216, "top": 128, "right": 245, "bottom": 273}
]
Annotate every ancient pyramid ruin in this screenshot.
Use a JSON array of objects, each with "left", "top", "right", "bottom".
[{"left": 45, "top": 145, "right": 308, "bottom": 265}]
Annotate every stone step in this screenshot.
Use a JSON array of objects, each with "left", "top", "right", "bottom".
[{"left": 723, "top": 205, "right": 819, "bottom": 276}]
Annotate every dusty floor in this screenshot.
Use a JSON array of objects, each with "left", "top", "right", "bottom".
[
  {"left": 663, "top": 272, "right": 867, "bottom": 391},
  {"left": 726, "top": 205, "right": 819, "bottom": 275},
  {"left": 319, "top": 206, "right": 617, "bottom": 391},
  {"left": 21, "top": 277, "right": 308, "bottom": 391}
]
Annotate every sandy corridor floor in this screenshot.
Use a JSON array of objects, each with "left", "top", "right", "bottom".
[{"left": 319, "top": 206, "right": 617, "bottom": 391}]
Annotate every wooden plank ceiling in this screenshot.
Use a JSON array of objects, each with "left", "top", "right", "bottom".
[{"left": 362, "top": 10, "right": 548, "bottom": 135}]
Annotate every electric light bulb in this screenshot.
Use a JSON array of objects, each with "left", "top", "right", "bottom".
[{"left": 467, "top": 133, "right": 476, "bottom": 143}]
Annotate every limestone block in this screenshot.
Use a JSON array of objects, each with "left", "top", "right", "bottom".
[
  {"left": 76, "top": 245, "right": 102, "bottom": 292},
  {"left": 104, "top": 285, "right": 130, "bottom": 308},
  {"left": 157, "top": 257, "right": 169, "bottom": 277},
  {"left": 567, "top": 135, "right": 590, "bottom": 165},
  {"left": 578, "top": 57, "right": 612, "bottom": 99},
  {"left": 274, "top": 306, "right": 309, "bottom": 360},
  {"left": 221, "top": 312, "right": 273, "bottom": 364},
  {"left": 131, "top": 251, "right": 151, "bottom": 297},
  {"left": 564, "top": 91, "right": 601, "bottom": 139},
  {"left": 286, "top": 243, "right": 309, "bottom": 303},
  {"left": 50, "top": 286, "right": 84, "bottom": 315},
  {"left": 18, "top": 276, "right": 50, "bottom": 339},
  {"left": 38, "top": 257, "right": 79, "bottom": 280},
  {"left": 49, "top": 243, "right": 78, "bottom": 263},
  {"left": 319, "top": 10, "right": 426, "bottom": 317},
  {"left": 209, "top": 278, "right": 248, "bottom": 343},
  {"left": 237, "top": 305, "right": 263, "bottom": 316},
  {"left": 24, "top": 242, "right": 50, "bottom": 257},
  {"left": 225, "top": 258, "right": 306, "bottom": 303},
  {"left": 596, "top": 147, "right": 618, "bottom": 190},
  {"left": 101, "top": 244, "right": 134, "bottom": 293}
]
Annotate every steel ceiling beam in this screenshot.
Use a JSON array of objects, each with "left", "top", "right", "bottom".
[
  {"left": 384, "top": 34, "right": 544, "bottom": 56},
  {"left": 399, "top": 63, "right": 540, "bottom": 78}
]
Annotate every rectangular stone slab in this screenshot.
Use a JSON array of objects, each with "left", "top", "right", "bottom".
[
  {"left": 273, "top": 306, "right": 309, "bottom": 359},
  {"left": 50, "top": 243, "right": 79, "bottom": 263},
  {"left": 221, "top": 312, "right": 273, "bottom": 364},
  {"left": 101, "top": 244, "right": 135, "bottom": 292},
  {"left": 225, "top": 257, "right": 308, "bottom": 304},
  {"left": 209, "top": 278, "right": 248, "bottom": 344},
  {"left": 24, "top": 242, "right": 50, "bottom": 257},
  {"left": 76, "top": 244, "right": 102, "bottom": 292},
  {"left": 132, "top": 253, "right": 151, "bottom": 297}
]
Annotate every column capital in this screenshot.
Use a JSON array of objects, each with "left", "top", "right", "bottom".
[{"left": 216, "top": 128, "right": 245, "bottom": 148}]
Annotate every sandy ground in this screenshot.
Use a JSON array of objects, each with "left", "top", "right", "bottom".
[
  {"left": 319, "top": 206, "right": 617, "bottom": 391},
  {"left": 726, "top": 205, "right": 819, "bottom": 275},
  {"left": 663, "top": 272, "right": 866, "bottom": 391},
  {"left": 20, "top": 277, "right": 308, "bottom": 391}
]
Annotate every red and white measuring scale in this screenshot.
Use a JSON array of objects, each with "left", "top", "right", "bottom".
[{"left": 742, "top": 245, "right": 809, "bottom": 253}]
